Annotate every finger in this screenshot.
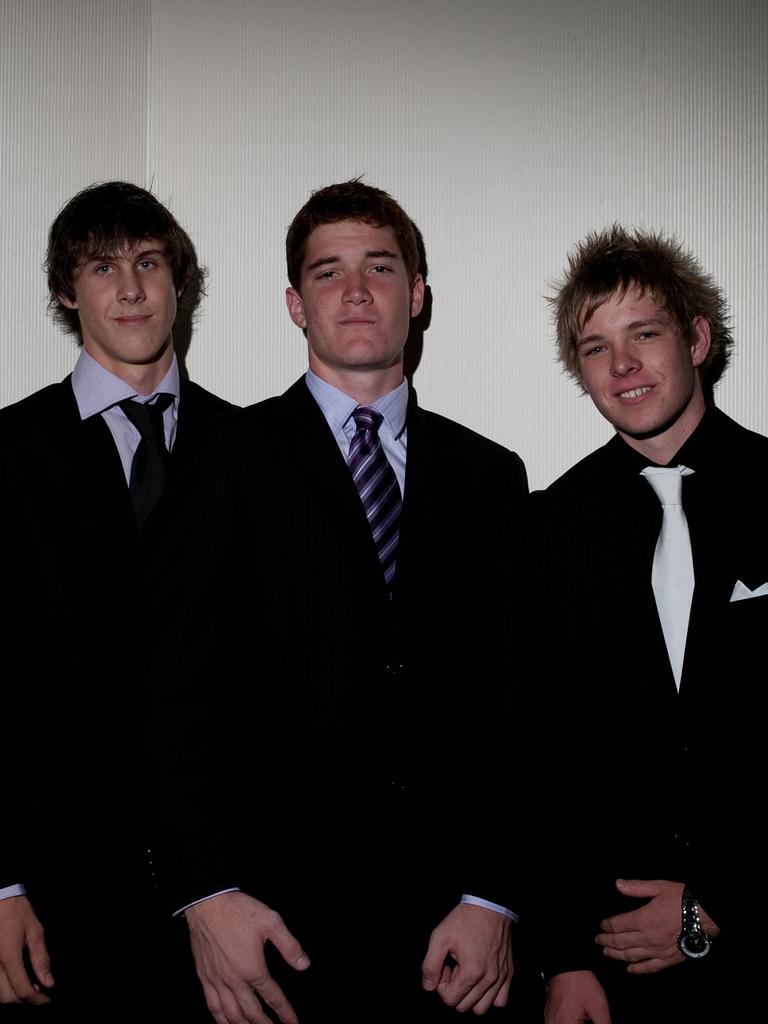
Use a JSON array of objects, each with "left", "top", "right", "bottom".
[
  {"left": 4, "top": 955, "right": 50, "bottom": 1005},
  {"left": 615, "top": 878, "right": 662, "bottom": 899},
  {"left": 443, "top": 961, "right": 497, "bottom": 1011},
  {"left": 421, "top": 938, "right": 448, "bottom": 991},
  {"left": 601, "top": 945, "right": 653, "bottom": 963},
  {"left": 436, "top": 965, "right": 462, "bottom": 1006},
  {"left": 250, "top": 976, "right": 299, "bottom": 1024},
  {"left": 599, "top": 911, "right": 641, "bottom": 933},
  {"left": 454, "top": 977, "right": 492, "bottom": 1013},
  {"left": 626, "top": 955, "right": 681, "bottom": 975},
  {"left": 200, "top": 979, "right": 230, "bottom": 1024},
  {"left": 0, "top": 966, "right": 21, "bottom": 1004},
  {"left": 596, "top": 930, "right": 644, "bottom": 949},
  {"left": 218, "top": 982, "right": 271, "bottom": 1024},
  {"left": 492, "top": 973, "right": 512, "bottom": 1008},
  {"left": 471, "top": 970, "right": 511, "bottom": 1015}
]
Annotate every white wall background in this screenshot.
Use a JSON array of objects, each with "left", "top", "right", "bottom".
[{"left": 1, "top": 0, "right": 765, "bottom": 489}]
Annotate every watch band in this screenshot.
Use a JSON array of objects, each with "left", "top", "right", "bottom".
[{"left": 677, "top": 886, "right": 711, "bottom": 959}]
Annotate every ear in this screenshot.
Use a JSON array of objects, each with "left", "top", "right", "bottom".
[
  {"left": 58, "top": 293, "right": 78, "bottom": 311},
  {"left": 286, "top": 287, "right": 306, "bottom": 329},
  {"left": 689, "top": 315, "right": 711, "bottom": 369},
  {"left": 409, "top": 274, "right": 425, "bottom": 318}
]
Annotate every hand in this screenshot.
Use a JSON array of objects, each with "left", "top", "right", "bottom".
[
  {"left": 0, "top": 896, "right": 54, "bottom": 1005},
  {"left": 421, "top": 902, "right": 513, "bottom": 1014},
  {"left": 545, "top": 971, "right": 611, "bottom": 1024},
  {"left": 185, "top": 891, "right": 310, "bottom": 1024},
  {"left": 596, "top": 878, "right": 719, "bottom": 974}
]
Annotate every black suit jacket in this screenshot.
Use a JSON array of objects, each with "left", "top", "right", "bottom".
[
  {"left": 528, "top": 407, "right": 767, "bottom": 1010},
  {"left": 0, "top": 376, "right": 235, "bottom": 892},
  {"left": 144, "top": 377, "right": 528, "bottom": 1010}
]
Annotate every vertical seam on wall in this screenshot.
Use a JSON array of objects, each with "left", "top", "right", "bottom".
[{"left": 145, "top": 0, "right": 153, "bottom": 188}]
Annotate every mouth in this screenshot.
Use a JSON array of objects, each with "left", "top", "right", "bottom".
[
  {"left": 338, "top": 317, "right": 375, "bottom": 325},
  {"left": 113, "top": 316, "right": 152, "bottom": 330},
  {"left": 618, "top": 385, "right": 653, "bottom": 400}
]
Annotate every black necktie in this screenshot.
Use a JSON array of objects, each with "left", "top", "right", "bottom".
[{"left": 119, "top": 394, "right": 173, "bottom": 530}]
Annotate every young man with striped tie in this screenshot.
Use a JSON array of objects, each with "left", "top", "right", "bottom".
[{"left": 144, "top": 180, "right": 538, "bottom": 1023}]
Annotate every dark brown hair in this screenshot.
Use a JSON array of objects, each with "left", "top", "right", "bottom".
[
  {"left": 286, "top": 179, "right": 420, "bottom": 289},
  {"left": 46, "top": 181, "right": 205, "bottom": 341}
]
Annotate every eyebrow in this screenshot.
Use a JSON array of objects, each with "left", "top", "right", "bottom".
[
  {"left": 577, "top": 316, "right": 668, "bottom": 348},
  {"left": 86, "top": 247, "right": 165, "bottom": 264},
  {"left": 305, "top": 249, "right": 401, "bottom": 273}
]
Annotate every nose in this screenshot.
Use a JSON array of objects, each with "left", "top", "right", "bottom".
[
  {"left": 118, "top": 269, "right": 145, "bottom": 303},
  {"left": 342, "top": 271, "right": 372, "bottom": 305},
  {"left": 610, "top": 343, "right": 641, "bottom": 377}
]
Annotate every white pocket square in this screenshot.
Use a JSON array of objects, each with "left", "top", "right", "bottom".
[{"left": 730, "top": 579, "right": 768, "bottom": 602}]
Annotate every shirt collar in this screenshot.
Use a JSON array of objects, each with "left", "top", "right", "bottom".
[
  {"left": 71, "top": 349, "right": 181, "bottom": 421},
  {"left": 304, "top": 368, "right": 409, "bottom": 440}
]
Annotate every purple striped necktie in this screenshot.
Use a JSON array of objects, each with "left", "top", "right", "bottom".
[{"left": 347, "top": 406, "right": 402, "bottom": 593}]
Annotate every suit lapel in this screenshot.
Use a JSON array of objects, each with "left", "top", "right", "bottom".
[
  {"left": 172, "top": 378, "right": 231, "bottom": 461},
  {"left": 393, "top": 400, "right": 444, "bottom": 613},
  {"left": 278, "top": 379, "right": 385, "bottom": 589},
  {"left": 55, "top": 379, "right": 139, "bottom": 542}
]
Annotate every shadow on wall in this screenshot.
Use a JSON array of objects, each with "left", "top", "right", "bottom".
[
  {"left": 173, "top": 302, "right": 195, "bottom": 381},
  {"left": 404, "top": 221, "right": 432, "bottom": 401}
]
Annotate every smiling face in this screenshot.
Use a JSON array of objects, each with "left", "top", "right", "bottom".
[
  {"left": 576, "top": 287, "right": 711, "bottom": 460},
  {"left": 60, "top": 239, "right": 178, "bottom": 390},
  {"left": 285, "top": 220, "right": 424, "bottom": 400}
]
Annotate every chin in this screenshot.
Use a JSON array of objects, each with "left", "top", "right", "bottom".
[{"left": 618, "top": 409, "right": 686, "bottom": 441}]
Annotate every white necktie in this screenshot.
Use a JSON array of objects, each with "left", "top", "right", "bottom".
[{"left": 640, "top": 465, "right": 695, "bottom": 690}]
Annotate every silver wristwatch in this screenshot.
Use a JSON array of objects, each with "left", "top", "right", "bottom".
[{"left": 677, "top": 887, "right": 711, "bottom": 959}]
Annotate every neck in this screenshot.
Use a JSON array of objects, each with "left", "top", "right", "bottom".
[
  {"left": 309, "top": 361, "right": 404, "bottom": 406},
  {"left": 620, "top": 391, "right": 706, "bottom": 465},
  {"left": 83, "top": 341, "right": 174, "bottom": 396}
]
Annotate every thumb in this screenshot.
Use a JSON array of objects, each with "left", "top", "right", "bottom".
[
  {"left": 28, "top": 932, "right": 55, "bottom": 989},
  {"left": 271, "top": 923, "right": 311, "bottom": 973},
  {"left": 615, "top": 878, "right": 662, "bottom": 899}
]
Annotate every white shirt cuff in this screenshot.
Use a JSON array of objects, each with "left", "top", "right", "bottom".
[
  {"left": 0, "top": 884, "right": 26, "bottom": 901},
  {"left": 174, "top": 887, "right": 240, "bottom": 917},
  {"left": 461, "top": 893, "right": 519, "bottom": 923}
]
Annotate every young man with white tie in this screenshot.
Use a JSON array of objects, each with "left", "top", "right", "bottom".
[{"left": 529, "top": 226, "right": 764, "bottom": 1023}]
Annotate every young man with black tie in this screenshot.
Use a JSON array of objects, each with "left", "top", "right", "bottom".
[
  {"left": 530, "top": 226, "right": 764, "bottom": 1023},
  {"left": 144, "top": 180, "right": 535, "bottom": 1023},
  {"left": 0, "top": 182, "right": 234, "bottom": 1019}
]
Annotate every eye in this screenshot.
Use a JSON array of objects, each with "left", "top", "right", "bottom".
[
  {"left": 94, "top": 264, "right": 112, "bottom": 275},
  {"left": 137, "top": 259, "right": 157, "bottom": 271},
  {"left": 316, "top": 270, "right": 337, "bottom": 280},
  {"left": 637, "top": 331, "right": 658, "bottom": 341},
  {"left": 580, "top": 344, "right": 605, "bottom": 358},
  {"left": 370, "top": 264, "right": 393, "bottom": 274}
]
